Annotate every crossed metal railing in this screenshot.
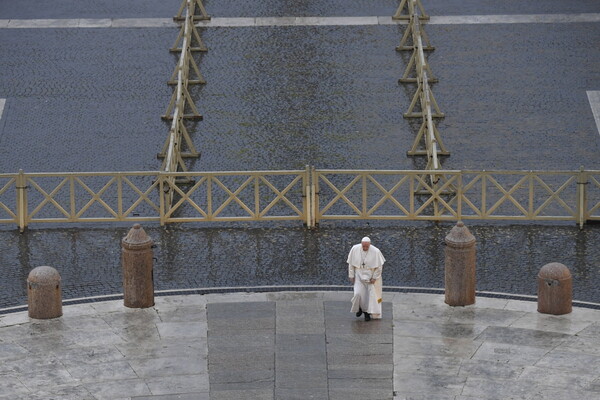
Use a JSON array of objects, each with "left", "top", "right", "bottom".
[
  {"left": 312, "top": 169, "right": 598, "bottom": 228},
  {"left": 2, "top": 169, "right": 309, "bottom": 232},
  {"left": 2, "top": 168, "right": 600, "bottom": 231},
  {"left": 396, "top": 0, "right": 448, "bottom": 182}
]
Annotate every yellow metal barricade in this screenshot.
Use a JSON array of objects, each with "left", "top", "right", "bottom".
[{"left": 1, "top": 169, "right": 599, "bottom": 231}]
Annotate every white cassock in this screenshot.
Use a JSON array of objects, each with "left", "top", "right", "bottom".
[{"left": 347, "top": 244, "right": 386, "bottom": 319}]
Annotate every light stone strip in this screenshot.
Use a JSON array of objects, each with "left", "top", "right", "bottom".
[
  {"left": 587, "top": 91, "right": 600, "bottom": 136},
  {"left": 1, "top": 13, "right": 599, "bottom": 29},
  {"left": 429, "top": 13, "right": 600, "bottom": 25},
  {"left": 0, "top": 99, "right": 5, "bottom": 122},
  {"left": 206, "top": 302, "right": 276, "bottom": 398}
]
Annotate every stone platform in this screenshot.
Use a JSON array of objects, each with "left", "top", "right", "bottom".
[{"left": 1, "top": 291, "right": 599, "bottom": 399}]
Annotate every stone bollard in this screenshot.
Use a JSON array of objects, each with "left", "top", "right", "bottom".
[
  {"left": 538, "top": 262, "right": 572, "bottom": 315},
  {"left": 122, "top": 224, "right": 155, "bottom": 308},
  {"left": 444, "top": 222, "right": 476, "bottom": 306},
  {"left": 27, "top": 266, "right": 63, "bottom": 319}
]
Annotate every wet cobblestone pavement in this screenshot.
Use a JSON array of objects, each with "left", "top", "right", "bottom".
[
  {"left": 1, "top": 1, "right": 600, "bottom": 310},
  {"left": 0, "top": 4, "right": 599, "bottom": 172},
  {"left": 1, "top": 222, "right": 599, "bottom": 309}
]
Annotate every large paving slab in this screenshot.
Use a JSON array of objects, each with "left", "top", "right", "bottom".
[{"left": 0, "top": 291, "right": 600, "bottom": 399}]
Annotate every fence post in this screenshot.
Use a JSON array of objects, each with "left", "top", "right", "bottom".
[
  {"left": 304, "top": 165, "right": 312, "bottom": 228},
  {"left": 159, "top": 173, "right": 166, "bottom": 226},
  {"left": 16, "top": 169, "right": 28, "bottom": 233},
  {"left": 312, "top": 166, "right": 318, "bottom": 227},
  {"left": 456, "top": 172, "right": 462, "bottom": 220},
  {"left": 576, "top": 166, "right": 588, "bottom": 230}
]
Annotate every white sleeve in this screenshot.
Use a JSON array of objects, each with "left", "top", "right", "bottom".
[
  {"left": 348, "top": 264, "right": 355, "bottom": 278},
  {"left": 372, "top": 266, "right": 382, "bottom": 280}
]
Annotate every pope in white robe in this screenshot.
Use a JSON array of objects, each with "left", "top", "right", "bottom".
[{"left": 347, "top": 237, "right": 386, "bottom": 320}]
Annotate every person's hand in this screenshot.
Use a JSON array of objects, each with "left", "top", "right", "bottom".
[
  {"left": 369, "top": 278, "right": 376, "bottom": 284},
  {"left": 349, "top": 277, "right": 355, "bottom": 284}
]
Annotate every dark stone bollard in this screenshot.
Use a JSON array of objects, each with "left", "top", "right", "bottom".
[
  {"left": 538, "top": 263, "right": 572, "bottom": 315},
  {"left": 122, "top": 224, "right": 154, "bottom": 308},
  {"left": 444, "top": 222, "right": 476, "bottom": 306},
  {"left": 27, "top": 266, "right": 63, "bottom": 319}
]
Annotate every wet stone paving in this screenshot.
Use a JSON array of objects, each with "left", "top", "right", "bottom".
[
  {"left": 1, "top": 292, "right": 600, "bottom": 399},
  {"left": 205, "top": 300, "right": 394, "bottom": 399}
]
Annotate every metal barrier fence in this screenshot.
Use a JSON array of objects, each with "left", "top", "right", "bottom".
[
  {"left": 173, "top": 0, "right": 210, "bottom": 22},
  {"left": 311, "top": 169, "right": 599, "bottom": 229},
  {"left": 1, "top": 170, "right": 308, "bottom": 232},
  {"left": 393, "top": 0, "right": 429, "bottom": 21},
  {"left": 2, "top": 169, "right": 600, "bottom": 231},
  {"left": 160, "top": 0, "right": 209, "bottom": 210},
  {"left": 396, "top": 0, "right": 448, "bottom": 178},
  {"left": 160, "top": 0, "right": 207, "bottom": 176}
]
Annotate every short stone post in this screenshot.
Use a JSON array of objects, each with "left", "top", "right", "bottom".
[
  {"left": 27, "top": 266, "right": 63, "bottom": 319},
  {"left": 122, "top": 224, "right": 154, "bottom": 308},
  {"left": 444, "top": 222, "right": 476, "bottom": 306},
  {"left": 538, "top": 262, "right": 572, "bottom": 315}
]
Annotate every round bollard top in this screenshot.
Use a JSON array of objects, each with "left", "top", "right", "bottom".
[
  {"left": 122, "top": 224, "right": 153, "bottom": 250},
  {"left": 445, "top": 221, "right": 476, "bottom": 248},
  {"left": 538, "top": 262, "right": 571, "bottom": 280},
  {"left": 28, "top": 266, "right": 61, "bottom": 284}
]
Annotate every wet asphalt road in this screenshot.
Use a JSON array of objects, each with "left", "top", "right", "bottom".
[{"left": 0, "top": 1, "right": 599, "bottom": 308}]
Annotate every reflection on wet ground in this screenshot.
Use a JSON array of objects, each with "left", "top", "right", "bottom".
[{"left": 1, "top": 222, "right": 599, "bottom": 308}]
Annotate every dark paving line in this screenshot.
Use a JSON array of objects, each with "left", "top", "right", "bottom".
[
  {"left": 325, "top": 301, "right": 394, "bottom": 400},
  {"left": 275, "top": 300, "right": 328, "bottom": 399},
  {"left": 207, "top": 301, "right": 276, "bottom": 399}
]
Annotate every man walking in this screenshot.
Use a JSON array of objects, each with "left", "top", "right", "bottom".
[{"left": 347, "top": 237, "right": 386, "bottom": 321}]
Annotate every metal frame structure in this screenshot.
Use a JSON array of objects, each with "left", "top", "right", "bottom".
[
  {"left": 397, "top": 0, "right": 448, "bottom": 182},
  {"left": 2, "top": 169, "right": 599, "bottom": 231},
  {"left": 160, "top": 0, "right": 210, "bottom": 211},
  {"left": 392, "top": 0, "right": 429, "bottom": 21},
  {"left": 173, "top": 0, "right": 210, "bottom": 22},
  {"left": 162, "top": 0, "right": 205, "bottom": 122},
  {"left": 311, "top": 170, "right": 596, "bottom": 227}
]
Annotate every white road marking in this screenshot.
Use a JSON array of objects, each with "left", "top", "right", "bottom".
[
  {"left": 429, "top": 13, "right": 600, "bottom": 25},
  {"left": 0, "top": 13, "right": 599, "bottom": 29},
  {"left": 587, "top": 91, "right": 600, "bottom": 136},
  {"left": 0, "top": 99, "right": 6, "bottom": 122}
]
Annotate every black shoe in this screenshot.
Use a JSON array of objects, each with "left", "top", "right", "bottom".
[
  {"left": 355, "top": 308, "right": 363, "bottom": 317},
  {"left": 364, "top": 312, "right": 371, "bottom": 321}
]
